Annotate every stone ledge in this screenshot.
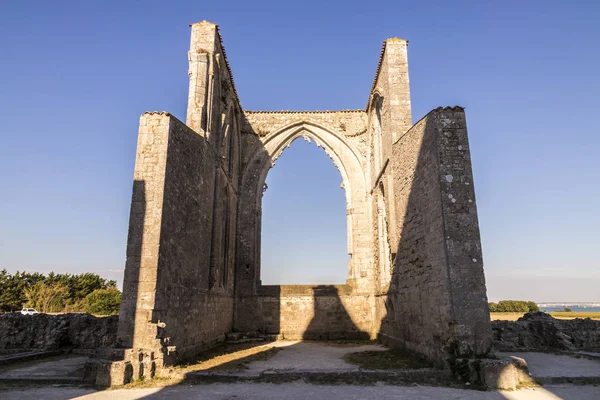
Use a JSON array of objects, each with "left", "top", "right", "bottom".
[{"left": 184, "top": 368, "right": 451, "bottom": 385}]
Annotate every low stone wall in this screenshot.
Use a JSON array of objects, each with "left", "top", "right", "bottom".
[
  {"left": 492, "top": 312, "right": 600, "bottom": 352},
  {"left": 235, "top": 285, "right": 375, "bottom": 340},
  {"left": 0, "top": 313, "right": 118, "bottom": 351}
]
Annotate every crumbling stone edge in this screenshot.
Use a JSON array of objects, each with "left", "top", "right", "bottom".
[{"left": 450, "top": 355, "right": 533, "bottom": 390}]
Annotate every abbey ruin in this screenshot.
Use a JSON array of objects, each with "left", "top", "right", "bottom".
[{"left": 111, "top": 21, "right": 493, "bottom": 382}]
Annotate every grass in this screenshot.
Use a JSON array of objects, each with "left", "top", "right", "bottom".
[
  {"left": 548, "top": 312, "right": 600, "bottom": 320},
  {"left": 343, "top": 347, "right": 432, "bottom": 370},
  {"left": 491, "top": 312, "right": 600, "bottom": 321}
]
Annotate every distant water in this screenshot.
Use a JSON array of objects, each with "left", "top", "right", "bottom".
[{"left": 540, "top": 306, "right": 600, "bottom": 312}]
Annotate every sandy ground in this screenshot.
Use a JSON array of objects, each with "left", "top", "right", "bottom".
[
  {"left": 1, "top": 382, "right": 599, "bottom": 400},
  {"left": 498, "top": 352, "right": 600, "bottom": 378},
  {"left": 242, "top": 341, "right": 387, "bottom": 375}
]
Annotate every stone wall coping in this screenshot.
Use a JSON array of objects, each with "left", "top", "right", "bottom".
[
  {"left": 396, "top": 105, "right": 466, "bottom": 144},
  {"left": 244, "top": 110, "right": 365, "bottom": 114},
  {"left": 256, "top": 284, "right": 354, "bottom": 296}
]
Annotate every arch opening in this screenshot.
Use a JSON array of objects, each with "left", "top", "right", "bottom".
[
  {"left": 237, "top": 120, "right": 371, "bottom": 295},
  {"left": 260, "top": 138, "right": 349, "bottom": 285}
]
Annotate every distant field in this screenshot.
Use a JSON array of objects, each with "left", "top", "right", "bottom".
[{"left": 491, "top": 312, "right": 600, "bottom": 321}]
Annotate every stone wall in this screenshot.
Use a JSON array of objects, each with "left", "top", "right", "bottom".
[
  {"left": 117, "top": 21, "right": 241, "bottom": 365},
  {"left": 117, "top": 113, "right": 236, "bottom": 362},
  {"left": 236, "top": 285, "right": 374, "bottom": 340},
  {"left": 155, "top": 114, "right": 235, "bottom": 359},
  {"left": 0, "top": 313, "right": 118, "bottom": 350},
  {"left": 492, "top": 312, "right": 600, "bottom": 352},
  {"left": 236, "top": 110, "right": 373, "bottom": 299},
  {"left": 376, "top": 108, "right": 491, "bottom": 365}
]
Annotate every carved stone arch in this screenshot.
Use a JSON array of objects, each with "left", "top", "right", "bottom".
[
  {"left": 236, "top": 119, "right": 373, "bottom": 296},
  {"left": 247, "top": 121, "right": 366, "bottom": 208}
]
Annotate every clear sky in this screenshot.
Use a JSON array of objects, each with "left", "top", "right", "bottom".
[{"left": 1, "top": 1, "right": 598, "bottom": 302}]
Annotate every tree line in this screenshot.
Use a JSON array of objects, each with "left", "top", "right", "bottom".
[
  {"left": 489, "top": 300, "right": 539, "bottom": 313},
  {"left": 0, "top": 270, "right": 121, "bottom": 315}
]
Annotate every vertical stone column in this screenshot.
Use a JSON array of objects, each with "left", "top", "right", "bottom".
[
  {"left": 383, "top": 38, "right": 412, "bottom": 143},
  {"left": 434, "top": 108, "right": 492, "bottom": 357},
  {"left": 369, "top": 38, "right": 412, "bottom": 257},
  {"left": 186, "top": 21, "right": 217, "bottom": 135},
  {"left": 118, "top": 113, "right": 171, "bottom": 349}
]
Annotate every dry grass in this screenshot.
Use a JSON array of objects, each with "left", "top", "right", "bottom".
[
  {"left": 490, "top": 312, "right": 524, "bottom": 321},
  {"left": 343, "top": 348, "right": 432, "bottom": 370},
  {"left": 491, "top": 312, "right": 600, "bottom": 321},
  {"left": 548, "top": 312, "right": 600, "bottom": 320}
]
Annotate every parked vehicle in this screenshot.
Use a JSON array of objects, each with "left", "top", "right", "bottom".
[{"left": 20, "top": 308, "right": 40, "bottom": 315}]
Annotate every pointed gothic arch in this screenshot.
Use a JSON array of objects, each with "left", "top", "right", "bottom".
[{"left": 236, "top": 119, "right": 372, "bottom": 294}]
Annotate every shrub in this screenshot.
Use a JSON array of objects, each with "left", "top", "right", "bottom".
[
  {"left": 24, "top": 281, "right": 69, "bottom": 313},
  {"left": 84, "top": 287, "right": 122, "bottom": 315},
  {"left": 489, "top": 300, "right": 539, "bottom": 313}
]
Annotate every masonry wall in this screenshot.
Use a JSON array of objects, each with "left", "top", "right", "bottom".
[
  {"left": 377, "top": 108, "right": 492, "bottom": 365},
  {"left": 117, "top": 113, "right": 236, "bottom": 363},
  {"left": 154, "top": 116, "right": 235, "bottom": 360},
  {"left": 236, "top": 285, "right": 374, "bottom": 339}
]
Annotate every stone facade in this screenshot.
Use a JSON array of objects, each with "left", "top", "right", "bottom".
[{"left": 109, "top": 20, "right": 493, "bottom": 383}]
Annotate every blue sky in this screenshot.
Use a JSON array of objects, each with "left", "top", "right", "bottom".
[{"left": 1, "top": 1, "right": 598, "bottom": 302}]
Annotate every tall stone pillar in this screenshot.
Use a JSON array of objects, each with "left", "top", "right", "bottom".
[
  {"left": 186, "top": 21, "right": 217, "bottom": 135},
  {"left": 381, "top": 38, "right": 412, "bottom": 143}
]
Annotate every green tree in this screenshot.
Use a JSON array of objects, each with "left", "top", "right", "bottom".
[
  {"left": 68, "top": 273, "right": 117, "bottom": 304},
  {"left": 24, "top": 281, "right": 69, "bottom": 313},
  {"left": 84, "top": 287, "right": 122, "bottom": 315},
  {"left": 0, "top": 270, "right": 118, "bottom": 313},
  {"left": 0, "top": 270, "right": 44, "bottom": 312},
  {"left": 491, "top": 300, "right": 538, "bottom": 313},
  {"left": 488, "top": 302, "right": 498, "bottom": 312}
]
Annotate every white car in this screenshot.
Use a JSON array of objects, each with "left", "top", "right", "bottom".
[{"left": 20, "top": 308, "right": 40, "bottom": 315}]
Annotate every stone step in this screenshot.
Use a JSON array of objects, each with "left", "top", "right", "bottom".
[
  {"left": 184, "top": 368, "right": 450, "bottom": 385},
  {"left": 0, "top": 350, "right": 61, "bottom": 366}
]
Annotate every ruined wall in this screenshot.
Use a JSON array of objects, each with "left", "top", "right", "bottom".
[
  {"left": 236, "top": 285, "right": 374, "bottom": 339},
  {"left": 155, "top": 115, "right": 235, "bottom": 359},
  {"left": 377, "top": 107, "right": 491, "bottom": 365},
  {"left": 117, "top": 113, "right": 237, "bottom": 362},
  {"left": 117, "top": 21, "right": 241, "bottom": 364},
  {"left": 493, "top": 313, "right": 600, "bottom": 352},
  {"left": 0, "top": 313, "right": 118, "bottom": 351},
  {"left": 236, "top": 111, "right": 372, "bottom": 298},
  {"left": 234, "top": 110, "right": 375, "bottom": 336},
  {"left": 114, "top": 21, "right": 493, "bottom": 375},
  {"left": 367, "top": 38, "right": 413, "bottom": 298}
]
